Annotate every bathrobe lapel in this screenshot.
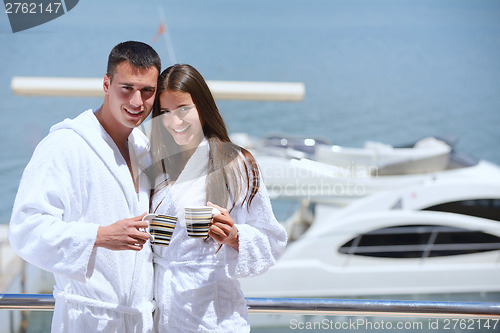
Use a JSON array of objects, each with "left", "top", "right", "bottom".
[
  {"left": 169, "top": 139, "right": 209, "bottom": 226},
  {"left": 58, "top": 110, "right": 149, "bottom": 213}
]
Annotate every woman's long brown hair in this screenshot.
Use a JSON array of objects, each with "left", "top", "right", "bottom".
[{"left": 150, "top": 64, "right": 260, "bottom": 211}]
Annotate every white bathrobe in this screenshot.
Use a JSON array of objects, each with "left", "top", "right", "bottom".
[
  {"left": 152, "top": 139, "right": 287, "bottom": 332},
  {"left": 9, "top": 110, "right": 155, "bottom": 332}
]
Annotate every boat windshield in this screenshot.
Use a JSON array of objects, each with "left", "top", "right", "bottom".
[
  {"left": 423, "top": 199, "right": 500, "bottom": 222},
  {"left": 338, "top": 224, "right": 500, "bottom": 259}
]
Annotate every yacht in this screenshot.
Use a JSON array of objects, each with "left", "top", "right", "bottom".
[
  {"left": 240, "top": 166, "right": 500, "bottom": 300},
  {"left": 233, "top": 133, "right": 495, "bottom": 208},
  {"left": 243, "top": 132, "right": 453, "bottom": 175}
]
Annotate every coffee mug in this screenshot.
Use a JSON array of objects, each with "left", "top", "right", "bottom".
[
  {"left": 184, "top": 206, "right": 221, "bottom": 239},
  {"left": 142, "top": 213, "right": 178, "bottom": 246}
]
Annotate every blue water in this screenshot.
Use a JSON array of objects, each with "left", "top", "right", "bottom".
[
  {"left": 2, "top": 1, "right": 500, "bottom": 331},
  {"left": 1, "top": 0, "right": 500, "bottom": 224}
]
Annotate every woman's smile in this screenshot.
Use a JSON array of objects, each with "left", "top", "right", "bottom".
[{"left": 172, "top": 125, "right": 191, "bottom": 133}]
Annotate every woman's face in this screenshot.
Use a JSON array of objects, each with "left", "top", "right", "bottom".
[{"left": 159, "top": 90, "right": 204, "bottom": 150}]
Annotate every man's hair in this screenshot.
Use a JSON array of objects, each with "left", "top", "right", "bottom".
[{"left": 107, "top": 41, "right": 161, "bottom": 81}]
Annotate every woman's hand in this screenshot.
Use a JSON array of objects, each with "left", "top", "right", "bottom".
[{"left": 207, "top": 202, "right": 239, "bottom": 252}]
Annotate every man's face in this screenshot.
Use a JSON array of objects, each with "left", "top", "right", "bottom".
[{"left": 104, "top": 61, "right": 158, "bottom": 130}]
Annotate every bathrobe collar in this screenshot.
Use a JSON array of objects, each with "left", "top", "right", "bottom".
[
  {"left": 49, "top": 109, "right": 151, "bottom": 211},
  {"left": 168, "top": 137, "right": 209, "bottom": 226}
]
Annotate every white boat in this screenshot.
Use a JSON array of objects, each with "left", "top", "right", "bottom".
[
  {"left": 232, "top": 132, "right": 453, "bottom": 174},
  {"left": 256, "top": 151, "right": 495, "bottom": 206},
  {"left": 240, "top": 174, "right": 500, "bottom": 299},
  {"left": 232, "top": 133, "right": 495, "bottom": 207}
]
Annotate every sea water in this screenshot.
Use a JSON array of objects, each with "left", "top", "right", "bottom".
[
  {"left": 1, "top": 0, "right": 500, "bottom": 224},
  {"left": 2, "top": 0, "right": 500, "bottom": 331}
]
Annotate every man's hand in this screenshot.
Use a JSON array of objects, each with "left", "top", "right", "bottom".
[
  {"left": 95, "top": 213, "right": 150, "bottom": 251},
  {"left": 207, "top": 202, "right": 239, "bottom": 252}
]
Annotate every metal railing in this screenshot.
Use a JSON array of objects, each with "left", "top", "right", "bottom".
[{"left": 1, "top": 294, "right": 500, "bottom": 318}]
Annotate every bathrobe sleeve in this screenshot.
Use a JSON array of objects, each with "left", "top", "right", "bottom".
[
  {"left": 9, "top": 130, "right": 99, "bottom": 282},
  {"left": 225, "top": 170, "right": 287, "bottom": 279}
]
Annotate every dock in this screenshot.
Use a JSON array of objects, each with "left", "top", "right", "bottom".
[{"left": 11, "top": 77, "right": 306, "bottom": 102}]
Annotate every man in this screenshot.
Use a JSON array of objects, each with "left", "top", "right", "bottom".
[{"left": 9, "top": 41, "right": 161, "bottom": 332}]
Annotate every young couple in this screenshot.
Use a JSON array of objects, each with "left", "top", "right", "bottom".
[{"left": 9, "top": 41, "right": 287, "bottom": 332}]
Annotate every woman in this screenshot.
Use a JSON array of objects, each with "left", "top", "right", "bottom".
[{"left": 149, "top": 64, "right": 287, "bottom": 332}]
